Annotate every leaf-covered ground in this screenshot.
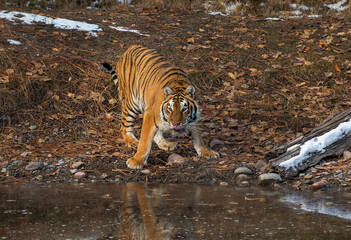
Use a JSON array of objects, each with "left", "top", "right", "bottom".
[{"left": 0, "top": 6, "right": 351, "bottom": 191}]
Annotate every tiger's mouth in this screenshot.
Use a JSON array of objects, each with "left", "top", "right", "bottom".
[{"left": 171, "top": 124, "right": 185, "bottom": 132}]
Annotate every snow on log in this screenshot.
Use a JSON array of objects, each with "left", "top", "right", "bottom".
[{"left": 266, "top": 109, "right": 351, "bottom": 178}]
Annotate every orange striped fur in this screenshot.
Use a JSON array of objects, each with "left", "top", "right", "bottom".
[{"left": 103, "top": 45, "right": 218, "bottom": 169}]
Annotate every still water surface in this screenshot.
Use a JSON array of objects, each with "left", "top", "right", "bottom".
[{"left": 1, "top": 183, "right": 350, "bottom": 239}]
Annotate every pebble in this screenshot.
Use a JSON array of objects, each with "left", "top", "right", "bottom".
[
  {"left": 206, "top": 123, "right": 216, "bottom": 129},
  {"left": 71, "top": 161, "right": 85, "bottom": 169},
  {"left": 343, "top": 150, "right": 351, "bottom": 159},
  {"left": 141, "top": 169, "right": 151, "bottom": 175},
  {"left": 258, "top": 173, "right": 282, "bottom": 186},
  {"left": 311, "top": 181, "right": 327, "bottom": 191},
  {"left": 219, "top": 181, "right": 229, "bottom": 186},
  {"left": 238, "top": 181, "right": 249, "bottom": 187},
  {"left": 101, "top": 173, "right": 108, "bottom": 179},
  {"left": 29, "top": 125, "right": 37, "bottom": 131},
  {"left": 304, "top": 179, "right": 313, "bottom": 185},
  {"left": 25, "top": 162, "right": 44, "bottom": 171},
  {"left": 254, "top": 160, "right": 268, "bottom": 172},
  {"left": 167, "top": 154, "right": 186, "bottom": 164},
  {"left": 70, "top": 169, "right": 78, "bottom": 174},
  {"left": 57, "top": 159, "right": 65, "bottom": 166},
  {"left": 234, "top": 167, "right": 253, "bottom": 176},
  {"left": 20, "top": 151, "right": 32, "bottom": 157},
  {"left": 35, "top": 175, "right": 43, "bottom": 181},
  {"left": 209, "top": 139, "right": 224, "bottom": 148},
  {"left": 74, "top": 171, "right": 87, "bottom": 179},
  {"left": 236, "top": 174, "right": 251, "bottom": 183},
  {"left": 1, "top": 168, "right": 6, "bottom": 173}
]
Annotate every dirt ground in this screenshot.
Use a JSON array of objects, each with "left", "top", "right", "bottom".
[{"left": 0, "top": 5, "right": 351, "bottom": 193}]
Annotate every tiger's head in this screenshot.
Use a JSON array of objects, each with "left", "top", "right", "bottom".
[{"left": 161, "top": 85, "right": 200, "bottom": 132}]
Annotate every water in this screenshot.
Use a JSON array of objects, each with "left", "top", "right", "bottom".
[{"left": 0, "top": 183, "right": 350, "bottom": 239}]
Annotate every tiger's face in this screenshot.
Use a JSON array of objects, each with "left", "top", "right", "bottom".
[{"left": 161, "top": 85, "right": 199, "bottom": 132}]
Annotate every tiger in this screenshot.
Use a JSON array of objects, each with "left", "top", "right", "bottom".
[{"left": 103, "top": 45, "right": 219, "bottom": 169}]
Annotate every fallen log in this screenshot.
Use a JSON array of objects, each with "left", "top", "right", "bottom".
[{"left": 266, "top": 109, "right": 351, "bottom": 179}]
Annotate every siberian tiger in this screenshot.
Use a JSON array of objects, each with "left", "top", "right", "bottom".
[{"left": 103, "top": 45, "right": 219, "bottom": 169}]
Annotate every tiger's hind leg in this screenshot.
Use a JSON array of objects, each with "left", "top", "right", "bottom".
[
  {"left": 153, "top": 130, "right": 178, "bottom": 151},
  {"left": 121, "top": 103, "right": 139, "bottom": 147}
]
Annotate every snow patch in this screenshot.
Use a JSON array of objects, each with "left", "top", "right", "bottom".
[
  {"left": 109, "top": 25, "right": 150, "bottom": 36},
  {"left": 265, "top": 18, "right": 283, "bottom": 21},
  {"left": 283, "top": 193, "right": 351, "bottom": 220},
  {"left": 280, "top": 118, "right": 351, "bottom": 170},
  {"left": 325, "top": 0, "right": 350, "bottom": 12},
  {"left": 204, "top": 1, "right": 243, "bottom": 16},
  {"left": 0, "top": 11, "right": 102, "bottom": 36},
  {"left": 290, "top": 3, "right": 313, "bottom": 11},
  {"left": 8, "top": 39, "right": 21, "bottom": 45},
  {"left": 206, "top": 10, "right": 228, "bottom": 16}
]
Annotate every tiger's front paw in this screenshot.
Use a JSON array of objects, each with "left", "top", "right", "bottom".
[
  {"left": 157, "top": 141, "right": 178, "bottom": 151},
  {"left": 198, "top": 148, "right": 219, "bottom": 159},
  {"left": 126, "top": 156, "right": 145, "bottom": 169}
]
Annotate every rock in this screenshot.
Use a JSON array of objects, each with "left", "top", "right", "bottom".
[
  {"left": 1, "top": 168, "right": 6, "bottom": 173},
  {"left": 35, "top": 175, "right": 43, "bottom": 181},
  {"left": 29, "top": 125, "right": 37, "bottom": 131},
  {"left": 70, "top": 169, "right": 78, "bottom": 174},
  {"left": 304, "top": 179, "right": 313, "bottom": 185},
  {"left": 74, "top": 171, "right": 87, "bottom": 179},
  {"left": 206, "top": 123, "right": 216, "bottom": 129},
  {"left": 258, "top": 173, "right": 282, "bottom": 186},
  {"left": 25, "top": 162, "right": 44, "bottom": 171},
  {"left": 141, "top": 169, "right": 151, "bottom": 175},
  {"left": 167, "top": 154, "right": 186, "bottom": 164},
  {"left": 219, "top": 181, "right": 229, "bottom": 186},
  {"left": 56, "top": 159, "right": 65, "bottom": 166},
  {"left": 238, "top": 181, "right": 249, "bottom": 187},
  {"left": 234, "top": 167, "right": 253, "bottom": 176},
  {"left": 209, "top": 139, "right": 224, "bottom": 148},
  {"left": 254, "top": 160, "right": 268, "bottom": 172},
  {"left": 343, "top": 150, "right": 351, "bottom": 160},
  {"left": 20, "top": 151, "right": 32, "bottom": 157},
  {"left": 101, "top": 173, "right": 108, "bottom": 179},
  {"left": 311, "top": 181, "right": 327, "bottom": 191},
  {"left": 71, "top": 161, "right": 85, "bottom": 169},
  {"left": 236, "top": 174, "right": 251, "bottom": 183}
]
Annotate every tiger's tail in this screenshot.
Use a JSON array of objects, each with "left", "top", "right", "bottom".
[{"left": 102, "top": 62, "right": 118, "bottom": 86}]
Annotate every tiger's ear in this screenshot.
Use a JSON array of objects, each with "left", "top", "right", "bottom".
[
  {"left": 163, "top": 86, "right": 173, "bottom": 97},
  {"left": 185, "top": 85, "right": 195, "bottom": 98}
]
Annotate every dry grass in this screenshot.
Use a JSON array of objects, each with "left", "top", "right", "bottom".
[
  {"left": 2, "top": 0, "right": 349, "bottom": 17},
  {"left": 131, "top": 0, "right": 205, "bottom": 11},
  {"left": 3, "top": 0, "right": 124, "bottom": 10}
]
